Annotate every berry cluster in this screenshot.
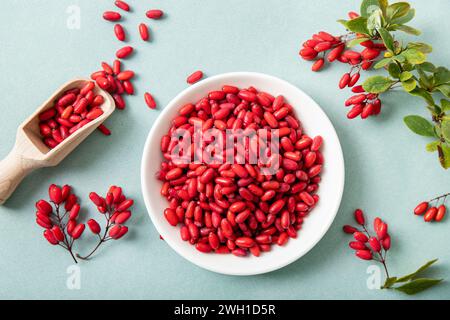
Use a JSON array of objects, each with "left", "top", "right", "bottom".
[
  {"left": 36, "top": 184, "right": 133, "bottom": 263},
  {"left": 343, "top": 209, "right": 390, "bottom": 263},
  {"left": 414, "top": 193, "right": 448, "bottom": 222},
  {"left": 343, "top": 208, "right": 443, "bottom": 294},
  {"left": 299, "top": 12, "right": 387, "bottom": 119}
]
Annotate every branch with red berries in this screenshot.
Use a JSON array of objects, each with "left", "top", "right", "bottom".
[
  {"left": 35, "top": 184, "right": 134, "bottom": 263},
  {"left": 299, "top": 0, "right": 450, "bottom": 169},
  {"left": 414, "top": 193, "right": 448, "bottom": 222},
  {"left": 344, "top": 209, "right": 443, "bottom": 295}
]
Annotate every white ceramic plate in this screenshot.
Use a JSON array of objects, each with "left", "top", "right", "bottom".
[{"left": 141, "top": 72, "right": 345, "bottom": 276}]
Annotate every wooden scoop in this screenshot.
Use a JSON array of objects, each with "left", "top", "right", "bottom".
[{"left": 0, "top": 78, "right": 115, "bottom": 205}]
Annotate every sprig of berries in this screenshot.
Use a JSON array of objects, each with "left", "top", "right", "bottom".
[
  {"left": 414, "top": 193, "right": 448, "bottom": 222},
  {"left": 35, "top": 184, "right": 133, "bottom": 263},
  {"left": 344, "top": 209, "right": 443, "bottom": 295},
  {"left": 299, "top": 0, "right": 450, "bottom": 169}
]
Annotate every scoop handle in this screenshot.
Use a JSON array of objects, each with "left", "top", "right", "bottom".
[{"left": 0, "top": 149, "right": 36, "bottom": 205}]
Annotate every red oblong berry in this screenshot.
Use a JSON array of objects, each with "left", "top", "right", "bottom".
[
  {"left": 103, "top": 11, "right": 121, "bottom": 21},
  {"left": 44, "top": 230, "right": 59, "bottom": 245},
  {"left": 87, "top": 219, "right": 101, "bottom": 234},
  {"left": 311, "top": 58, "right": 325, "bottom": 72},
  {"left": 339, "top": 73, "right": 350, "bottom": 89},
  {"left": 115, "top": 0, "right": 130, "bottom": 11},
  {"left": 139, "top": 23, "right": 150, "bottom": 41},
  {"left": 144, "top": 92, "right": 157, "bottom": 109},
  {"left": 354, "top": 209, "right": 365, "bottom": 225},
  {"left": 116, "top": 199, "right": 134, "bottom": 212},
  {"left": 369, "top": 237, "right": 381, "bottom": 252},
  {"left": 114, "top": 24, "right": 126, "bottom": 41},
  {"left": 36, "top": 200, "right": 53, "bottom": 215},
  {"left": 343, "top": 225, "right": 358, "bottom": 234},
  {"left": 424, "top": 207, "right": 438, "bottom": 222},
  {"left": 72, "top": 224, "right": 85, "bottom": 240},
  {"left": 414, "top": 201, "right": 428, "bottom": 215},
  {"left": 146, "top": 9, "right": 164, "bottom": 19},
  {"left": 353, "top": 232, "right": 368, "bottom": 242},
  {"left": 436, "top": 205, "right": 446, "bottom": 222},
  {"left": 356, "top": 250, "right": 372, "bottom": 260},
  {"left": 116, "top": 46, "right": 134, "bottom": 59}
]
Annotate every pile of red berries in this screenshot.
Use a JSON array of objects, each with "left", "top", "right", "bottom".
[
  {"left": 343, "top": 209, "right": 390, "bottom": 261},
  {"left": 36, "top": 184, "right": 133, "bottom": 263}
]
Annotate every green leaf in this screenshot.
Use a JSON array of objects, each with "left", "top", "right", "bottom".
[
  {"left": 346, "top": 17, "right": 370, "bottom": 35},
  {"left": 436, "top": 84, "right": 450, "bottom": 98},
  {"left": 395, "top": 278, "right": 443, "bottom": 295},
  {"left": 395, "top": 25, "right": 421, "bottom": 35},
  {"left": 442, "top": 120, "right": 450, "bottom": 142},
  {"left": 401, "top": 78, "right": 417, "bottom": 92},
  {"left": 404, "top": 115, "right": 436, "bottom": 137},
  {"left": 401, "top": 48, "right": 427, "bottom": 65},
  {"left": 387, "top": 2, "right": 411, "bottom": 21},
  {"left": 382, "top": 277, "right": 398, "bottom": 289},
  {"left": 347, "top": 37, "right": 370, "bottom": 48},
  {"left": 408, "top": 42, "right": 433, "bottom": 54},
  {"left": 409, "top": 87, "right": 435, "bottom": 105},
  {"left": 442, "top": 99, "right": 450, "bottom": 112},
  {"left": 434, "top": 67, "right": 450, "bottom": 85},
  {"left": 439, "top": 144, "right": 450, "bottom": 169},
  {"left": 391, "top": 8, "right": 415, "bottom": 25},
  {"left": 400, "top": 71, "right": 413, "bottom": 81},
  {"left": 418, "top": 62, "right": 436, "bottom": 73},
  {"left": 362, "top": 76, "right": 394, "bottom": 93},
  {"left": 377, "top": 27, "right": 394, "bottom": 51},
  {"left": 396, "top": 259, "right": 439, "bottom": 283},
  {"left": 426, "top": 141, "right": 440, "bottom": 152},
  {"left": 374, "top": 58, "right": 392, "bottom": 69},
  {"left": 367, "top": 9, "right": 384, "bottom": 34},
  {"left": 388, "top": 62, "right": 401, "bottom": 77},
  {"left": 337, "top": 19, "right": 349, "bottom": 28},
  {"left": 361, "top": 0, "right": 383, "bottom": 17}
]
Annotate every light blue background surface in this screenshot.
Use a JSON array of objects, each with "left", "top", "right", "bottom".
[{"left": 0, "top": 0, "right": 449, "bottom": 300}]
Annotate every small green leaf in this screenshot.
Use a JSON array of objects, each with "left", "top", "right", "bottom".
[
  {"left": 391, "top": 8, "right": 415, "bottom": 25},
  {"left": 441, "top": 99, "right": 450, "bottom": 112},
  {"left": 388, "top": 62, "right": 401, "bottom": 78},
  {"left": 362, "top": 76, "right": 394, "bottom": 93},
  {"left": 395, "top": 25, "right": 421, "bottom": 35},
  {"left": 377, "top": 27, "right": 394, "bottom": 51},
  {"left": 374, "top": 58, "right": 392, "bottom": 69},
  {"left": 401, "top": 48, "right": 427, "bottom": 65},
  {"left": 426, "top": 141, "right": 440, "bottom": 152},
  {"left": 408, "top": 42, "right": 433, "bottom": 54},
  {"left": 361, "top": 0, "right": 383, "bottom": 17},
  {"left": 387, "top": 2, "right": 411, "bottom": 20},
  {"left": 434, "top": 67, "right": 450, "bottom": 85},
  {"left": 402, "top": 78, "right": 417, "bottom": 92},
  {"left": 439, "top": 144, "right": 450, "bottom": 169},
  {"left": 367, "top": 9, "right": 384, "bottom": 34},
  {"left": 346, "top": 17, "right": 370, "bottom": 35},
  {"left": 436, "top": 84, "right": 450, "bottom": 98},
  {"left": 395, "top": 278, "right": 443, "bottom": 295},
  {"left": 442, "top": 120, "right": 450, "bottom": 142},
  {"left": 404, "top": 115, "right": 436, "bottom": 137},
  {"left": 418, "top": 62, "right": 436, "bottom": 73},
  {"left": 400, "top": 71, "right": 413, "bottom": 81},
  {"left": 396, "top": 259, "right": 439, "bottom": 283}
]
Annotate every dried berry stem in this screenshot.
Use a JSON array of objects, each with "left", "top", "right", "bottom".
[
  {"left": 428, "top": 193, "right": 450, "bottom": 203},
  {"left": 54, "top": 204, "right": 78, "bottom": 264},
  {"left": 77, "top": 208, "right": 113, "bottom": 260},
  {"left": 362, "top": 225, "right": 390, "bottom": 279}
]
